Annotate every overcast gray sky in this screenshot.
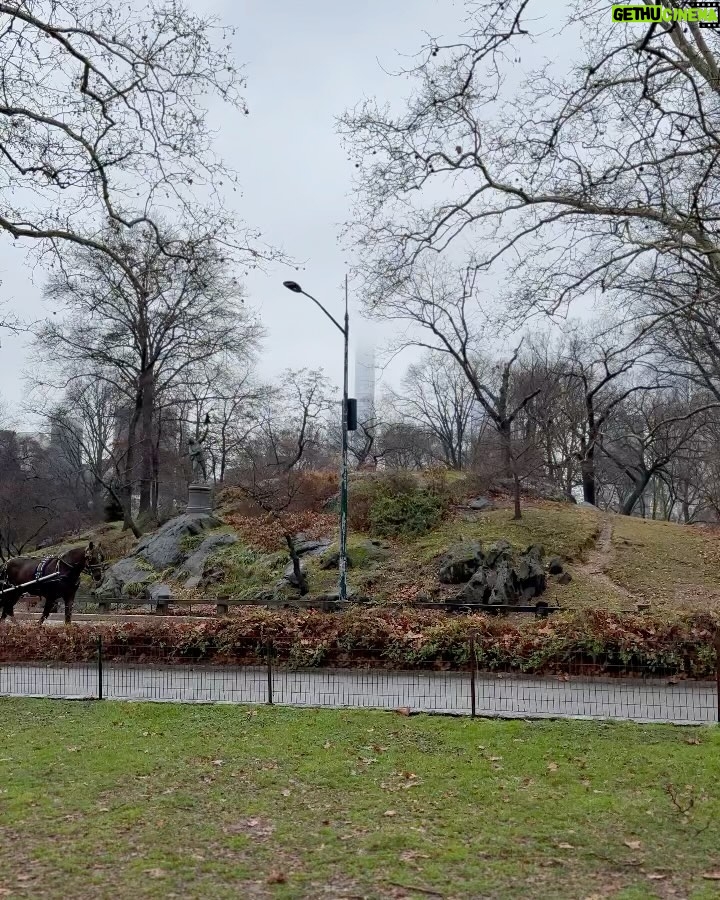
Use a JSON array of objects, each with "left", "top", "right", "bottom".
[{"left": 0, "top": 0, "right": 470, "bottom": 421}]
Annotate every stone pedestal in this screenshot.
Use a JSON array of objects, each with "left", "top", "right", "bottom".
[{"left": 186, "top": 483, "right": 213, "bottom": 514}]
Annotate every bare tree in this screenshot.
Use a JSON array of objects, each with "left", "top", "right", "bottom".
[
  {"left": 0, "top": 430, "right": 80, "bottom": 558},
  {"left": 38, "top": 376, "right": 144, "bottom": 536},
  {"left": 38, "top": 224, "right": 263, "bottom": 521},
  {"left": 600, "top": 387, "right": 717, "bottom": 516},
  {"left": 235, "top": 369, "right": 333, "bottom": 595},
  {"left": 341, "top": 1, "right": 720, "bottom": 322},
  {"left": 0, "top": 0, "right": 267, "bottom": 269},
  {"left": 388, "top": 351, "right": 476, "bottom": 470},
  {"left": 358, "top": 261, "right": 540, "bottom": 477},
  {"left": 173, "top": 360, "right": 269, "bottom": 485},
  {"left": 553, "top": 326, "right": 657, "bottom": 506}
]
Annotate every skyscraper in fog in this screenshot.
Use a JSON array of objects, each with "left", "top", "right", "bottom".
[{"left": 354, "top": 341, "right": 376, "bottom": 429}]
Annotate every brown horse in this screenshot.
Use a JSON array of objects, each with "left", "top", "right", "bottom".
[{"left": 0, "top": 543, "right": 106, "bottom": 625}]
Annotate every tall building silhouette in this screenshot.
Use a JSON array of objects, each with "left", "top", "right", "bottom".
[{"left": 354, "top": 341, "right": 376, "bottom": 429}]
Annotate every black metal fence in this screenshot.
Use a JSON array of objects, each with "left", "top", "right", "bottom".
[{"left": 0, "top": 638, "right": 717, "bottom": 724}]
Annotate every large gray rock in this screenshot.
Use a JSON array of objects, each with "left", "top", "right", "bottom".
[
  {"left": 359, "top": 539, "right": 392, "bottom": 560},
  {"left": 135, "top": 513, "right": 221, "bottom": 569},
  {"left": 94, "top": 557, "right": 157, "bottom": 600},
  {"left": 467, "top": 497, "right": 496, "bottom": 512},
  {"left": 438, "top": 542, "right": 484, "bottom": 584},
  {"left": 462, "top": 561, "right": 516, "bottom": 605},
  {"left": 515, "top": 550, "right": 546, "bottom": 600},
  {"left": 283, "top": 557, "right": 307, "bottom": 587},
  {"left": 174, "top": 532, "right": 237, "bottom": 586},
  {"left": 319, "top": 550, "right": 355, "bottom": 571},
  {"left": 95, "top": 512, "right": 223, "bottom": 599},
  {"left": 484, "top": 540, "right": 513, "bottom": 568},
  {"left": 293, "top": 534, "right": 332, "bottom": 557},
  {"left": 457, "top": 540, "right": 547, "bottom": 607},
  {"left": 487, "top": 558, "right": 516, "bottom": 605},
  {"left": 148, "top": 583, "right": 172, "bottom": 608}
]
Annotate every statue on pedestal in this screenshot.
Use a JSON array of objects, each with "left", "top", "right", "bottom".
[{"left": 188, "top": 414, "right": 210, "bottom": 483}]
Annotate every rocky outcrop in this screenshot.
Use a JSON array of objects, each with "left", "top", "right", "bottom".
[
  {"left": 293, "top": 534, "right": 332, "bottom": 557},
  {"left": 95, "top": 512, "right": 225, "bottom": 599},
  {"left": 319, "top": 551, "right": 355, "bottom": 571},
  {"left": 135, "top": 513, "right": 221, "bottom": 569},
  {"left": 175, "top": 532, "right": 238, "bottom": 589},
  {"left": 95, "top": 557, "right": 157, "bottom": 600},
  {"left": 438, "top": 542, "right": 485, "bottom": 585},
  {"left": 436, "top": 540, "right": 551, "bottom": 607}
]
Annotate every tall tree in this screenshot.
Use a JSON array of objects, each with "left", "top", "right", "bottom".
[
  {"left": 361, "top": 260, "right": 540, "bottom": 477},
  {"left": 0, "top": 0, "right": 254, "bottom": 260},
  {"left": 342, "top": 0, "right": 720, "bottom": 321},
  {"left": 235, "top": 369, "right": 333, "bottom": 595},
  {"left": 600, "top": 387, "right": 716, "bottom": 516},
  {"left": 39, "top": 225, "right": 262, "bottom": 521},
  {"left": 37, "top": 376, "right": 144, "bottom": 536},
  {"left": 555, "top": 328, "right": 652, "bottom": 505},
  {"left": 389, "top": 351, "right": 476, "bottom": 470}
]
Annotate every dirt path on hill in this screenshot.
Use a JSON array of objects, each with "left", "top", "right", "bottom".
[{"left": 577, "top": 516, "right": 638, "bottom": 603}]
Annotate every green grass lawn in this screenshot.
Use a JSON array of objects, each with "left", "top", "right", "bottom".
[{"left": 2, "top": 701, "right": 720, "bottom": 899}]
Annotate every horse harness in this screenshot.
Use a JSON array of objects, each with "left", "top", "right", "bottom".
[{"left": 33, "top": 555, "right": 82, "bottom": 590}]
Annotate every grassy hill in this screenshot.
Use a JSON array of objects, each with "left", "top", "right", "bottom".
[{"left": 26, "top": 478, "right": 720, "bottom": 616}]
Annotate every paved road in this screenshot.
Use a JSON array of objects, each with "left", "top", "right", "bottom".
[{"left": 0, "top": 663, "right": 715, "bottom": 723}]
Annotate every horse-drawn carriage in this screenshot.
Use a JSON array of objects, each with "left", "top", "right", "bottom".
[{"left": 0, "top": 543, "right": 106, "bottom": 624}]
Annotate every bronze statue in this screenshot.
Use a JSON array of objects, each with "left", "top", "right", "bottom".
[{"left": 188, "top": 414, "right": 210, "bottom": 483}]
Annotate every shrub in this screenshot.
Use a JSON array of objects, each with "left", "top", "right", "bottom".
[
  {"left": 369, "top": 490, "right": 445, "bottom": 538},
  {"left": 347, "top": 480, "right": 375, "bottom": 531},
  {"left": 291, "top": 471, "right": 340, "bottom": 511},
  {"left": 0, "top": 609, "right": 717, "bottom": 678},
  {"left": 346, "top": 471, "right": 452, "bottom": 537},
  {"left": 226, "top": 511, "right": 335, "bottom": 552}
]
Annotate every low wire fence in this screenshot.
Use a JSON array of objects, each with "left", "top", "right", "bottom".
[{"left": 0, "top": 637, "right": 718, "bottom": 724}]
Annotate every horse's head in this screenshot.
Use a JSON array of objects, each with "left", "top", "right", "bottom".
[{"left": 84, "top": 542, "right": 106, "bottom": 584}]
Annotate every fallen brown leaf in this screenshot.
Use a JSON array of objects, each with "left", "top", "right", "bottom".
[
  {"left": 702, "top": 873, "right": 720, "bottom": 880},
  {"left": 547, "top": 762, "right": 559, "bottom": 772},
  {"left": 144, "top": 869, "right": 166, "bottom": 879},
  {"left": 624, "top": 840, "right": 643, "bottom": 850}
]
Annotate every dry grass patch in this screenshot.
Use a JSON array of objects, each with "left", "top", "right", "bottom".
[{"left": 607, "top": 517, "right": 720, "bottom": 612}]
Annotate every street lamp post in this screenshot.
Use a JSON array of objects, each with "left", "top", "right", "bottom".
[{"left": 283, "top": 277, "right": 350, "bottom": 602}]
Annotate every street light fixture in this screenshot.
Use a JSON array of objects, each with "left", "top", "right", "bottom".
[{"left": 283, "top": 277, "right": 350, "bottom": 602}]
